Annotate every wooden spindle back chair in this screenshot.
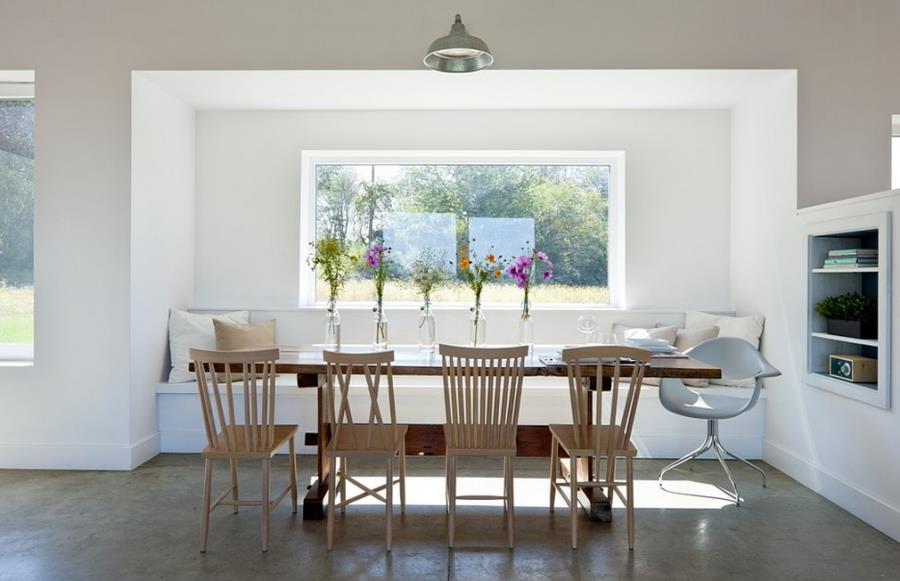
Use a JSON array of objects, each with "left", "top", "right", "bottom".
[
  {"left": 549, "top": 345, "right": 652, "bottom": 550},
  {"left": 439, "top": 344, "right": 529, "bottom": 549},
  {"left": 190, "top": 348, "right": 298, "bottom": 553},
  {"left": 322, "top": 350, "right": 407, "bottom": 552}
]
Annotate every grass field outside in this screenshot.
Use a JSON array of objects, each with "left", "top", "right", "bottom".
[
  {"left": 318, "top": 279, "right": 610, "bottom": 305},
  {"left": 0, "top": 286, "right": 34, "bottom": 343}
]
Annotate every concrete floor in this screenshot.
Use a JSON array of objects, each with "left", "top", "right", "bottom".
[{"left": 2, "top": 455, "right": 899, "bottom": 581}]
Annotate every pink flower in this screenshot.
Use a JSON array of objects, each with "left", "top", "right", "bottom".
[{"left": 543, "top": 270, "right": 553, "bottom": 281}]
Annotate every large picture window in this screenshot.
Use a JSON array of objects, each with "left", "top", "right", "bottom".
[
  {"left": 0, "top": 97, "right": 34, "bottom": 358},
  {"left": 302, "top": 152, "right": 623, "bottom": 306}
]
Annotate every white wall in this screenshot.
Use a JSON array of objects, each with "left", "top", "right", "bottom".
[
  {"left": 129, "top": 76, "right": 196, "bottom": 467},
  {"left": 732, "top": 72, "right": 900, "bottom": 542},
  {"left": 194, "top": 109, "right": 732, "bottom": 312}
]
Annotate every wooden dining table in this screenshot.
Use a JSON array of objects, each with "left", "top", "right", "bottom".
[{"left": 260, "top": 345, "right": 722, "bottom": 522}]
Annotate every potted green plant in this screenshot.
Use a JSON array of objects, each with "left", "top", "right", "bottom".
[{"left": 814, "top": 292, "right": 877, "bottom": 339}]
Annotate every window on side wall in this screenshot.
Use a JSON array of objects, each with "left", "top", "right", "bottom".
[
  {"left": 0, "top": 93, "right": 34, "bottom": 361},
  {"left": 300, "top": 151, "right": 624, "bottom": 307}
]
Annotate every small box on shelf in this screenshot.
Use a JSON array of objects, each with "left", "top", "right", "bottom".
[{"left": 829, "top": 354, "right": 877, "bottom": 383}]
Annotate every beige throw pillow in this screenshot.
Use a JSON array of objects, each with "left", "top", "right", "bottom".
[
  {"left": 213, "top": 319, "right": 276, "bottom": 351},
  {"left": 673, "top": 326, "right": 719, "bottom": 387}
]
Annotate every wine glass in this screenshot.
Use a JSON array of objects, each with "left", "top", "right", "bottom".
[{"left": 576, "top": 314, "right": 599, "bottom": 343}]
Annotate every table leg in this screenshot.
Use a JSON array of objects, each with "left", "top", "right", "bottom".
[{"left": 302, "top": 373, "right": 329, "bottom": 520}]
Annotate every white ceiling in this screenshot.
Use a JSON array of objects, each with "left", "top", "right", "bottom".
[{"left": 139, "top": 69, "right": 793, "bottom": 111}]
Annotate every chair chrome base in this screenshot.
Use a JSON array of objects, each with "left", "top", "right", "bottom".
[{"left": 658, "top": 419, "right": 766, "bottom": 506}]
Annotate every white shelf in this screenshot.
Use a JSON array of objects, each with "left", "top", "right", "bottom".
[
  {"left": 810, "top": 332, "right": 878, "bottom": 347},
  {"left": 809, "top": 372, "right": 877, "bottom": 392},
  {"left": 811, "top": 267, "right": 878, "bottom": 273}
]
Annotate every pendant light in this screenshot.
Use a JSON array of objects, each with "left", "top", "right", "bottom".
[{"left": 423, "top": 14, "right": 494, "bottom": 73}]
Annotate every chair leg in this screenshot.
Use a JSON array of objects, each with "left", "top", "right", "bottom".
[
  {"left": 200, "top": 459, "right": 213, "bottom": 553},
  {"left": 549, "top": 435, "right": 558, "bottom": 512},
  {"left": 229, "top": 459, "right": 239, "bottom": 514},
  {"left": 569, "top": 454, "right": 578, "bottom": 550},
  {"left": 658, "top": 432, "right": 714, "bottom": 486},
  {"left": 340, "top": 457, "right": 348, "bottom": 514},
  {"left": 327, "top": 457, "right": 337, "bottom": 551},
  {"left": 626, "top": 456, "right": 635, "bottom": 551},
  {"left": 399, "top": 441, "right": 407, "bottom": 514},
  {"left": 385, "top": 456, "right": 394, "bottom": 552},
  {"left": 502, "top": 456, "right": 509, "bottom": 513},
  {"left": 506, "top": 457, "right": 515, "bottom": 549},
  {"left": 712, "top": 440, "right": 741, "bottom": 506},
  {"left": 288, "top": 437, "right": 298, "bottom": 514},
  {"left": 721, "top": 444, "right": 768, "bottom": 488},
  {"left": 260, "top": 459, "right": 270, "bottom": 552},
  {"left": 448, "top": 456, "right": 456, "bottom": 549},
  {"left": 444, "top": 455, "right": 450, "bottom": 515}
]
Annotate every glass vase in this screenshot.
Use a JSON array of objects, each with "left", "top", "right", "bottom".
[
  {"left": 518, "top": 297, "right": 534, "bottom": 351},
  {"left": 324, "top": 299, "right": 341, "bottom": 349},
  {"left": 373, "top": 305, "right": 389, "bottom": 349},
  {"left": 470, "top": 302, "right": 486, "bottom": 347},
  {"left": 418, "top": 300, "right": 436, "bottom": 352}
]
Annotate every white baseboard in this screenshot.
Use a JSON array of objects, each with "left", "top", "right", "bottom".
[
  {"left": 130, "top": 432, "right": 160, "bottom": 468},
  {"left": 0, "top": 433, "right": 161, "bottom": 471},
  {"left": 764, "top": 439, "right": 900, "bottom": 542}
]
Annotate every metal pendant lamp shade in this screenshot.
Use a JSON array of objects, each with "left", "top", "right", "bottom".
[{"left": 424, "top": 14, "right": 494, "bottom": 73}]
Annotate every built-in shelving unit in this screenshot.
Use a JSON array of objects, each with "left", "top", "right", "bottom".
[{"left": 803, "top": 211, "right": 891, "bottom": 409}]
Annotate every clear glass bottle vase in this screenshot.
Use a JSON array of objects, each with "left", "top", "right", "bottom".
[
  {"left": 518, "top": 296, "right": 534, "bottom": 351},
  {"left": 470, "top": 301, "right": 486, "bottom": 347},
  {"left": 324, "top": 299, "right": 341, "bottom": 349},
  {"left": 418, "top": 300, "right": 436, "bottom": 352},
  {"left": 373, "top": 304, "right": 389, "bottom": 349}
]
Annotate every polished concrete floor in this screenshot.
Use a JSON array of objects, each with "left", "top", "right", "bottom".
[{"left": 2, "top": 454, "right": 900, "bottom": 581}]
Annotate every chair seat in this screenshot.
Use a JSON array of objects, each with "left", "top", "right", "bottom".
[
  {"left": 325, "top": 424, "right": 408, "bottom": 457},
  {"left": 442, "top": 424, "right": 517, "bottom": 456},
  {"left": 549, "top": 424, "right": 637, "bottom": 457},
  {"left": 659, "top": 381, "right": 751, "bottom": 420},
  {"left": 201, "top": 424, "right": 298, "bottom": 459}
]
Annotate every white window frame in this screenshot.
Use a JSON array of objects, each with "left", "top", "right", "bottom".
[
  {"left": 300, "top": 150, "right": 626, "bottom": 308},
  {"left": 0, "top": 88, "right": 35, "bottom": 362}
]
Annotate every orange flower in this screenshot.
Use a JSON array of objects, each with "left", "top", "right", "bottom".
[
  {"left": 458, "top": 246, "right": 469, "bottom": 255},
  {"left": 459, "top": 257, "right": 471, "bottom": 270},
  {"left": 494, "top": 269, "right": 502, "bottom": 279},
  {"left": 486, "top": 253, "right": 496, "bottom": 264}
]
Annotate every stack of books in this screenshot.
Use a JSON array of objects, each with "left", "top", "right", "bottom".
[{"left": 823, "top": 248, "right": 878, "bottom": 269}]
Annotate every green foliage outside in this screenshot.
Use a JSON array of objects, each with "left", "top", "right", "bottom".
[
  {"left": 315, "top": 164, "right": 610, "bottom": 303},
  {"left": 0, "top": 286, "right": 33, "bottom": 343},
  {"left": 0, "top": 100, "right": 34, "bottom": 343}
]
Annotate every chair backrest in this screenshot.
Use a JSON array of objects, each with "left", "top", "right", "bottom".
[
  {"left": 323, "top": 350, "right": 397, "bottom": 450},
  {"left": 439, "top": 344, "right": 529, "bottom": 450},
  {"left": 560, "top": 345, "right": 652, "bottom": 461},
  {"left": 191, "top": 347, "right": 281, "bottom": 452},
  {"left": 686, "top": 336, "right": 781, "bottom": 381},
  {"left": 684, "top": 336, "right": 781, "bottom": 412}
]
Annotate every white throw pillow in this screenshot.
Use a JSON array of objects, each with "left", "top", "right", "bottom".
[
  {"left": 612, "top": 324, "right": 677, "bottom": 345},
  {"left": 612, "top": 324, "right": 677, "bottom": 387},
  {"left": 168, "top": 309, "right": 250, "bottom": 382},
  {"left": 684, "top": 311, "right": 764, "bottom": 349},
  {"left": 684, "top": 311, "right": 764, "bottom": 386}
]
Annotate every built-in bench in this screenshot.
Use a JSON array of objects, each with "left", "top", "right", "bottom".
[{"left": 156, "top": 377, "right": 766, "bottom": 459}]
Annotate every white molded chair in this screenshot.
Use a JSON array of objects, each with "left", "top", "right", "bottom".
[{"left": 658, "top": 337, "right": 781, "bottom": 505}]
